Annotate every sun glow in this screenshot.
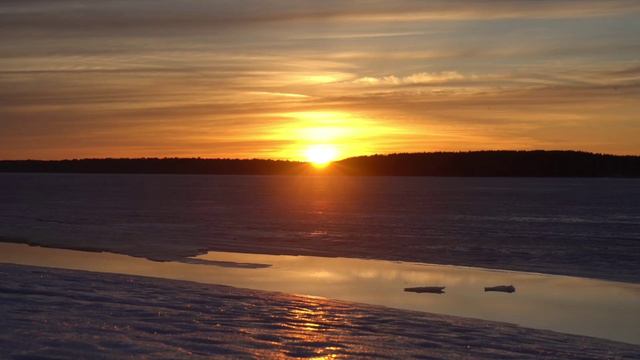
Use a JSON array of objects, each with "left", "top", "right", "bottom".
[
  {"left": 264, "top": 110, "right": 410, "bottom": 162},
  {"left": 305, "top": 144, "right": 338, "bottom": 167}
]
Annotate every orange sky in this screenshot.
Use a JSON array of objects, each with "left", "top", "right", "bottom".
[{"left": 1, "top": 1, "right": 640, "bottom": 160}]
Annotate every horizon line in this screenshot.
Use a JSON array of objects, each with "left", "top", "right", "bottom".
[{"left": 1, "top": 149, "right": 639, "bottom": 162}]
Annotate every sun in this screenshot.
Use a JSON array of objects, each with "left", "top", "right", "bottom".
[{"left": 305, "top": 144, "right": 338, "bottom": 167}]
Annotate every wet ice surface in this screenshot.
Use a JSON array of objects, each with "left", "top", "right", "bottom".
[
  {"left": 1, "top": 174, "right": 639, "bottom": 283},
  {"left": 1, "top": 264, "right": 638, "bottom": 360},
  {"left": 2, "top": 243, "right": 639, "bottom": 345}
]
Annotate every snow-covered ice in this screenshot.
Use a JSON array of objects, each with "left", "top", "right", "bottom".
[
  {"left": 3, "top": 242, "right": 639, "bottom": 344},
  {"left": 1, "top": 264, "right": 638, "bottom": 359},
  {"left": 1, "top": 174, "right": 639, "bottom": 358}
]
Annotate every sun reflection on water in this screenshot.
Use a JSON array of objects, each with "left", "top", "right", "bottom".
[{"left": 266, "top": 298, "right": 356, "bottom": 359}]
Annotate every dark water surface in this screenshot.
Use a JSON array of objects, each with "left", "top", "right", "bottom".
[{"left": 0, "top": 173, "right": 638, "bottom": 282}]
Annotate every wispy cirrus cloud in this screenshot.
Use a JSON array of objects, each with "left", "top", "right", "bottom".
[{"left": 353, "top": 71, "right": 466, "bottom": 86}]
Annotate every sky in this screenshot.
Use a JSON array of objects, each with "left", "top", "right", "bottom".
[{"left": 1, "top": 0, "right": 639, "bottom": 160}]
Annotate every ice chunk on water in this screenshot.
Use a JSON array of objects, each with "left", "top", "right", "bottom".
[
  {"left": 404, "top": 286, "right": 445, "bottom": 294},
  {"left": 484, "top": 285, "right": 516, "bottom": 293}
]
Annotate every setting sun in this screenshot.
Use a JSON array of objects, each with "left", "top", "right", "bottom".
[{"left": 305, "top": 144, "right": 338, "bottom": 167}]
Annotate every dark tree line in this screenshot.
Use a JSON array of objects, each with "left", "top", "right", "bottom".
[
  {"left": 333, "top": 151, "right": 640, "bottom": 177},
  {"left": 0, "top": 151, "right": 638, "bottom": 177},
  {"left": 0, "top": 158, "right": 307, "bottom": 175}
]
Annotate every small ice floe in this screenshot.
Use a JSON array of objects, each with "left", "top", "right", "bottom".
[
  {"left": 180, "top": 258, "right": 271, "bottom": 269},
  {"left": 404, "top": 286, "right": 445, "bottom": 294},
  {"left": 484, "top": 285, "right": 516, "bottom": 293}
]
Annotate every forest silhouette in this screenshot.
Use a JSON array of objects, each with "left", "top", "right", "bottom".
[{"left": 1, "top": 151, "right": 638, "bottom": 177}]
